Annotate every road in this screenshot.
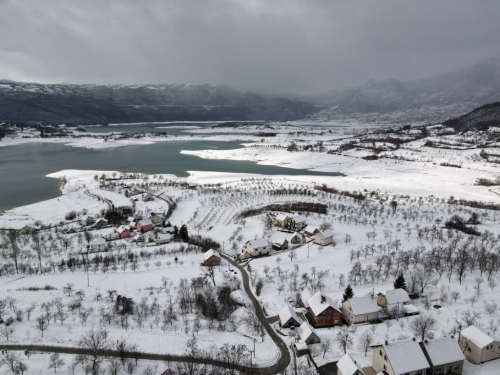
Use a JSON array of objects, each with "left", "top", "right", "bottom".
[
  {"left": 0, "top": 255, "right": 291, "bottom": 375},
  {"left": 221, "top": 253, "right": 291, "bottom": 374}
]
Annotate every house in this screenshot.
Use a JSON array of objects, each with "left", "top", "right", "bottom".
[
  {"left": 290, "top": 214, "right": 307, "bottom": 231},
  {"left": 342, "top": 296, "right": 380, "bottom": 324},
  {"left": 314, "top": 229, "right": 334, "bottom": 246},
  {"left": 278, "top": 304, "right": 303, "bottom": 328},
  {"left": 298, "top": 321, "right": 321, "bottom": 344},
  {"left": 372, "top": 339, "right": 430, "bottom": 375},
  {"left": 116, "top": 225, "right": 131, "bottom": 239},
  {"left": 460, "top": 325, "right": 500, "bottom": 364},
  {"left": 155, "top": 233, "right": 172, "bottom": 245},
  {"left": 142, "top": 193, "right": 154, "bottom": 202},
  {"left": 163, "top": 226, "right": 175, "bottom": 234},
  {"left": 63, "top": 227, "right": 77, "bottom": 234},
  {"left": 188, "top": 182, "right": 197, "bottom": 189},
  {"left": 300, "top": 289, "right": 312, "bottom": 308},
  {"left": 132, "top": 234, "right": 144, "bottom": 242},
  {"left": 271, "top": 232, "right": 289, "bottom": 250},
  {"left": 290, "top": 232, "right": 303, "bottom": 245},
  {"left": 420, "top": 337, "right": 464, "bottom": 374},
  {"left": 203, "top": 249, "right": 221, "bottom": 266},
  {"left": 137, "top": 219, "right": 154, "bottom": 233},
  {"left": 149, "top": 212, "right": 165, "bottom": 226},
  {"left": 337, "top": 354, "right": 365, "bottom": 375},
  {"left": 245, "top": 238, "right": 270, "bottom": 256},
  {"left": 89, "top": 237, "right": 106, "bottom": 252},
  {"left": 306, "top": 292, "right": 342, "bottom": 327},
  {"left": 377, "top": 289, "right": 411, "bottom": 308},
  {"left": 274, "top": 213, "right": 291, "bottom": 228},
  {"left": 93, "top": 218, "right": 108, "bottom": 229},
  {"left": 304, "top": 225, "right": 319, "bottom": 237}
]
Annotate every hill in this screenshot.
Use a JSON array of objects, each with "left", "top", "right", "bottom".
[
  {"left": 0, "top": 82, "right": 319, "bottom": 124},
  {"left": 443, "top": 102, "right": 500, "bottom": 132}
]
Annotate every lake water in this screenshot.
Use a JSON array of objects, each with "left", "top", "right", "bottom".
[{"left": 0, "top": 133, "right": 342, "bottom": 210}]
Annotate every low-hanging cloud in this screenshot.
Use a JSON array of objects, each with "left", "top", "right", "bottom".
[{"left": 1, "top": 0, "right": 499, "bottom": 94}]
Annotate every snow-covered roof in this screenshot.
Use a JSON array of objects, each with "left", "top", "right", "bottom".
[
  {"left": 278, "top": 304, "right": 303, "bottom": 326},
  {"left": 347, "top": 296, "right": 380, "bottom": 315},
  {"left": 382, "top": 339, "right": 430, "bottom": 374},
  {"left": 422, "top": 337, "right": 465, "bottom": 366},
  {"left": 90, "top": 237, "right": 106, "bottom": 245},
  {"left": 271, "top": 231, "right": 289, "bottom": 245},
  {"left": 402, "top": 304, "right": 419, "bottom": 314},
  {"left": 248, "top": 238, "right": 269, "bottom": 249},
  {"left": 138, "top": 219, "right": 152, "bottom": 226},
  {"left": 291, "top": 232, "right": 301, "bottom": 240},
  {"left": 461, "top": 326, "right": 499, "bottom": 349},
  {"left": 379, "top": 289, "right": 410, "bottom": 305},
  {"left": 318, "top": 229, "right": 334, "bottom": 238},
  {"left": 299, "top": 321, "right": 320, "bottom": 341},
  {"left": 275, "top": 213, "right": 289, "bottom": 221},
  {"left": 204, "top": 249, "right": 220, "bottom": 260},
  {"left": 157, "top": 233, "right": 172, "bottom": 241},
  {"left": 295, "top": 341, "right": 308, "bottom": 351},
  {"left": 300, "top": 289, "right": 312, "bottom": 308},
  {"left": 164, "top": 226, "right": 175, "bottom": 233},
  {"left": 307, "top": 292, "right": 340, "bottom": 316},
  {"left": 337, "top": 354, "right": 365, "bottom": 375},
  {"left": 304, "top": 225, "right": 318, "bottom": 233},
  {"left": 117, "top": 225, "right": 130, "bottom": 233},
  {"left": 292, "top": 214, "right": 306, "bottom": 223}
]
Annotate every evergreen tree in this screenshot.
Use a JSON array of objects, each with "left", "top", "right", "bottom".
[
  {"left": 174, "top": 225, "right": 179, "bottom": 239},
  {"left": 394, "top": 274, "right": 407, "bottom": 291},
  {"left": 180, "top": 225, "right": 189, "bottom": 242},
  {"left": 342, "top": 284, "right": 354, "bottom": 303}
]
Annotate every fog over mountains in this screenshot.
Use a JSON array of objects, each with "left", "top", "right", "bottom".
[{"left": 1, "top": 57, "right": 500, "bottom": 125}]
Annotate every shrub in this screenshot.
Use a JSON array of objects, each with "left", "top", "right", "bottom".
[{"left": 65, "top": 211, "right": 77, "bottom": 220}]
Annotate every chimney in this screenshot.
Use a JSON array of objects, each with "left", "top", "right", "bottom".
[
  {"left": 321, "top": 295, "right": 326, "bottom": 303},
  {"left": 385, "top": 340, "right": 388, "bottom": 345},
  {"left": 412, "top": 337, "right": 416, "bottom": 341},
  {"left": 451, "top": 335, "right": 454, "bottom": 339}
]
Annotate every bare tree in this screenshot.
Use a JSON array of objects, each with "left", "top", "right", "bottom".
[
  {"left": 36, "top": 315, "right": 49, "bottom": 337},
  {"left": 77, "top": 328, "right": 111, "bottom": 375},
  {"left": 357, "top": 330, "right": 374, "bottom": 356},
  {"left": 0, "top": 326, "right": 14, "bottom": 342},
  {"left": 0, "top": 351, "right": 28, "bottom": 375},
  {"left": 48, "top": 353, "right": 65, "bottom": 373},
  {"left": 321, "top": 338, "right": 332, "bottom": 358},
  {"left": 484, "top": 302, "right": 498, "bottom": 316},
  {"left": 409, "top": 314, "right": 437, "bottom": 341},
  {"left": 335, "top": 326, "right": 354, "bottom": 354}
]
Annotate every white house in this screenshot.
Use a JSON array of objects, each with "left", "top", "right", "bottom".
[
  {"left": 290, "top": 232, "right": 303, "bottom": 245},
  {"left": 290, "top": 214, "right": 307, "bottom": 231},
  {"left": 372, "top": 339, "right": 430, "bottom": 375},
  {"left": 278, "top": 304, "right": 303, "bottom": 328},
  {"left": 460, "top": 325, "right": 500, "bottom": 364},
  {"left": 342, "top": 296, "right": 380, "bottom": 324},
  {"left": 304, "top": 225, "right": 319, "bottom": 237},
  {"left": 314, "top": 229, "right": 334, "bottom": 246},
  {"left": 337, "top": 354, "right": 365, "bottom": 375},
  {"left": 155, "top": 233, "right": 172, "bottom": 245},
  {"left": 377, "top": 289, "right": 411, "bottom": 308},
  {"left": 274, "top": 213, "right": 291, "bottom": 228},
  {"left": 89, "top": 237, "right": 106, "bottom": 252},
  {"left": 245, "top": 238, "right": 270, "bottom": 256},
  {"left": 421, "top": 337, "right": 464, "bottom": 374}
]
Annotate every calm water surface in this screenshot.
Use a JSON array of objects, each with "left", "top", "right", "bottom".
[{"left": 0, "top": 128, "right": 342, "bottom": 210}]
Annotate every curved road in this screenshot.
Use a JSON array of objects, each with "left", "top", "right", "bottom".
[
  {"left": 0, "top": 255, "right": 291, "bottom": 375},
  {"left": 221, "top": 254, "right": 291, "bottom": 374}
]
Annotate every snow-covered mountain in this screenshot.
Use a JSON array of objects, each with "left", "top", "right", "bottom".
[
  {"left": 443, "top": 101, "right": 500, "bottom": 132},
  {"left": 0, "top": 82, "right": 318, "bottom": 124},
  {"left": 305, "top": 57, "right": 500, "bottom": 123}
]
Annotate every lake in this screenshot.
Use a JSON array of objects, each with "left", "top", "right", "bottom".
[{"left": 0, "top": 136, "right": 342, "bottom": 210}]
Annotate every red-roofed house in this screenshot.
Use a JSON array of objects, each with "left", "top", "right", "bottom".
[{"left": 137, "top": 219, "right": 153, "bottom": 233}]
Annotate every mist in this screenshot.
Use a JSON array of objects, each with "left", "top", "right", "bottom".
[{"left": 1, "top": 0, "right": 499, "bottom": 94}]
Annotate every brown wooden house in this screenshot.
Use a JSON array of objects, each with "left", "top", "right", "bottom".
[{"left": 306, "top": 292, "right": 342, "bottom": 327}]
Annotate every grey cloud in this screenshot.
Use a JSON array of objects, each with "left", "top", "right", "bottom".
[{"left": 1, "top": 0, "right": 499, "bottom": 94}]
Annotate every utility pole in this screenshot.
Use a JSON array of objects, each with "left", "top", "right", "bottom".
[
  {"left": 253, "top": 337, "right": 256, "bottom": 358},
  {"left": 307, "top": 241, "right": 311, "bottom": 258}
]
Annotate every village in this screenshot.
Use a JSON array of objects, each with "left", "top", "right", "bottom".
[{"left": 0, "top": 168, "right": 499, "bottom": 375}]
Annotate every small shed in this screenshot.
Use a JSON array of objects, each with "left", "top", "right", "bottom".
[
  {"left": 155, "top": 233, "right": 172, "bottom": 245},
  {"left": 298, "top": 321, "right": 321, "bottom": 345},
  {"left": 278, "top": 304, "right": 303, "bottom": 328},
  {"left": 337, "top": 354, "right": 365, "bottom": 375},
  {"left": 293, "top": 341, "right": 309, "bottom": 357}
]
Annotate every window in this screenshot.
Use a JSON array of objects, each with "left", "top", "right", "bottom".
[
  {"left": 384, "top": 355, "right": 387, "bottom": 361},
  {"left": 436, "top": 367, "right": 442, "bottom": 373},
  {"left": 379, "top": 350, "right": 383, "bottom": 357},
  {"left": 454, "top": 364, "right": 459, "bottom": 369},
  {"left": 468, "top": 347, "right": 472, "bottom": 352},
  {"left": 383, "top": 364, "right": 387, "bottom": 371},
  {"left": 416, "top": 371, "right": 422, "bottom": 375}
]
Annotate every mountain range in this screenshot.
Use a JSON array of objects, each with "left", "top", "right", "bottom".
[{"left": 1, "top": 57, "right": 500, "bottom": 125}]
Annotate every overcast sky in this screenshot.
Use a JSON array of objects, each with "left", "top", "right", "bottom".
[{"left": 1, "top": 0, "right": 499, "bottom": 94}]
